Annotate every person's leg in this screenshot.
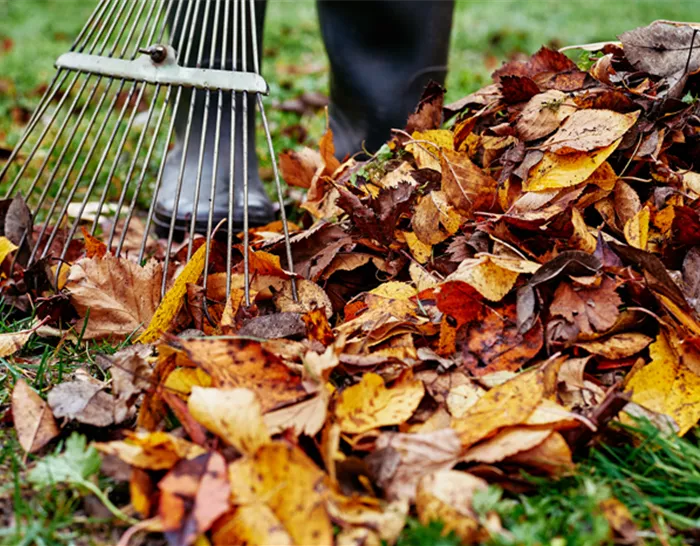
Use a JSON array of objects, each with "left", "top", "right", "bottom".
[
  {"left": 317, "top": 0, "right": 455, "bottom": 159},
  {"left": 155, "top": 0, "right": 274, "bottom": 236}
]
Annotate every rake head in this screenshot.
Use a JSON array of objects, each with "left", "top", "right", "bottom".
[{"left": 0, "top": 0, "right": 297, "bottom": 314}]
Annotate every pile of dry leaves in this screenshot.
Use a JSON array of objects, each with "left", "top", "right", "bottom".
[{"left": 2, "top": 19, "right": 700, "bottom": 546}]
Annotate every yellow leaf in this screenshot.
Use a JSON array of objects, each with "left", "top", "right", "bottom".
[
  {"left": 188, "top": 387, "right": 270, "bottom": 455},
  {"left": 416, "top": 471, "right": 491, "bottom": 543},
  {"left": 600, "top": 498, "right": 637, "bottom": 541},
  {"left": 524, "top": 138, "right": 621, "bottom": 192},
  {"left": 462, "top": 427, "right": 553, "bottom": 464},
  {"left": 0, "top": 329, "right": 32, "bottom": 358},
  {"left": 93, "top": 431, "right": 207, "bottom": 470},
  {"left": 575, "top": 333, "right": 653, "bottom": 359},
  {"left": 369, "top": 281, "right": 418, "bottom": 301},
  {"left": 404, "top": 231, "right": 432, "bottom": 264},
  {"left": 163, "top": 367, "right": 212, "bottom": 398},
  {"left": 334, "top": 372, "right": 424, "bottom": 434},
  {"left": 657, "top": 294, "right": 700, "bottom": 336},
  {"left": 0, "top": 236, "right": 18, "bottom": 266},
  {"left": 212, "top": 504, "right": 293, "bottom": 546},
  {"left": 446, "top": 256, "right": 519, "bottom": 302},
  {"left": 129, "top": 468, "right": 154, "bottom": 517},
  {"left": 451, "top": 368, "right": 545, "bottom": 448},
  {"left": 136, "top": 244, "right": 208, "bottom": 344},
  {"left": 407, "top": 130, "right": 453, "bottom": 171},
  {"left": 570, "top": 207, "right": 597, "bottom": 253},
  {"left": 228, "top": 441, "right": 333, "bottom": 545},
  {"left": 542, "top": 109, "right": 639, "bottom": 154},
  {"left": 506, "top": 431, "right": 573, "bottom": 475},
  {"left": 446, "top": 382, "right": 485, "bottom": 418},
  {"left": 625, "top": 332, "right": 700, "bottom": 435},
  {"left": 624, "top": 206, "right": 650, "bottom": 250}
]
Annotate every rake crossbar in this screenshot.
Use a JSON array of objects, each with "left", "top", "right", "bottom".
[{"left": 55, "top": 50, "right": 269, "bottom": 93}]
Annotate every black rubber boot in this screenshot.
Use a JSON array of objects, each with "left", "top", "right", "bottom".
[
  {"left": 317, "top": 0, "right": 455, "bottom": 160},
  {"left": 155, "top": 0, "right": 274, "bottom": 237}
]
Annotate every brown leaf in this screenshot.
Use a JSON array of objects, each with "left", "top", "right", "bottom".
[
  {"left": 441, "top": 148, "right": 498, "bottom": 216},
  {"left": 542, "top": 109, "right": 639, "bottom": 154},
  {"left": 515, "top": 90, "right": 577, "bottom": 141},
  {"left": 550, "top": 277, "right": 622, "bottom": 335},
  {"left": 368, "top": 428, "right": 461, "bottom": 501},
  {"left": 575, "top": 332, "right": 653, "bottom": 359},
  {"left": 65, "top": 255, "right": 162, "bottom": 340},
  {"left": 179, "top": 338, "right": 307, "bottom": 412},
  {"left": 279, "top": 148, "right": 323, "bottom": 189},
  {"left": 405, "top": 81, "right": 445, "bottom": 134},
  {"left": 47, "top": 373, "right": 116, "bottom": 427},
  {"left": 0, "top": 328, "right": 32, "bottom": 358},
  {"left": 12, "top": 378, "right": 59, "bottom": 453}
]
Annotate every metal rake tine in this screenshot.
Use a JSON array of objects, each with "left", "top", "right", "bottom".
[
  {"left": 201, "top": 0, "right": 227, "bottom": 324},
  {"left": 226, "top": 0, "right": 241, "bottom": 301},
  {"left": 31, "top": 0, "right": 148, "bottom": 263},
  {"left": 59, "top": 0, "right": 168, "bottom": 266},
  {"left": 248, "top": 0, "right": 298, "bottom": 301},
  {"left": 241, "top": 0, "right": 251, "bottom": 307},
  {"left": 160, "top": 0, "right": 207, "bottom": 297},
  {"left": 33, "top": 0, "right": 151, "bottom": 263},
  {"left": 138, "top": 2, "right": 194, "bottom": 264}
]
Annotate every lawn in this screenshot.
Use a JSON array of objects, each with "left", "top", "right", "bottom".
[{"left": 1, "top": 1, "right": 700, "bottom": 545}]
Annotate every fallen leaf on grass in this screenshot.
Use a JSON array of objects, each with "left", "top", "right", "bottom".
[
  {"left": 368, "top": 428, "right": 462, "bottom": 501},
  {"left": 12, "top": 378, "right": 59, "bottom": 453},
  {"left": 65, "top": 254, "right": 162, "bottom": 340},
  {"left": 506, "top": 431, "right": 573, "bottom": 474},
  {"left": 94, "top": 431, "right": 207, "bottom": 470},
  {"left": 0, "top": 328, "right": 32, "bottom": 357},
  {"left": 334, "top": 372, "right": 425, "bottom": 434},
  {"left": 416, "top": 470, "right": 492, "bottom": 544},
  {"left": 624, "top": 332, "right": 700, "bottom": 435}
]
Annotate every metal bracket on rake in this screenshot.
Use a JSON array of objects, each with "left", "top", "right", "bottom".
[{"left": 55, "top": 47, "right": 269, "bottom": 93}]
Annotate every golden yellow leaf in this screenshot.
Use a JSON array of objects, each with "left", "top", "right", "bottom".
[
  {"left": 12, "top": 378, "right": 59, "bottom": 453},
  {"left": 404, "top": 231, "right": 432, "bottom": 264},
  {"left": 451, "top": 368, "right": 545, "bottom": 448},
  {"left": 212, "top": 504, "right": 293, "bottom": 546},
  {"left": 369, "top": 281, "right": 418, "bottom": 301},
  {"left": 624, "top": 206, "right": 650, "bottom": 250},
  {"left": 129, "top": 468, "right": 154, "bottom": 517},
  {"left": 188, "top": 387, "right": 270, "bottom": 455},
  {"left": 334, "top": 372, "right": 425, "bottom": 434},
  {"left": 575, "top": 333, "right": 653, "bottom": 359},
  {"left": 0, "top": 236, "right": 17, "bottom": 266},
  {"left": 93, "top": 431, "right": 207, "bottom": 470},
  {"left": 524, "top": 138, "right": 621, "bottom": 192},
  {"left": 327, "top": 494, "right": 408, "bottom": 544},
  {"left": 446, "top": 383, "right": 485, "bottom": 418},
  {"left": 446, "top": 256, "right": 519, "bottom": 302},
  {"left": 625, "top": 332, "right": 700, "bottom": 435},
  {"left": 136, "top": 244, "right": 207, "bottom": 344},
  {"left": 657, "top": 294, "right": 700, "bottom": 337},
  {"left": 0, "top": 329, "right": 32, "bottom": 358},
  {"left": 416, "top": 471, "right": 491, "bottom": 543},
  {"left": 163, "top": 367, "right": 212, "bottom": 398},
  {"left": 506, "top": 431, "right": 573, "bottom": 475},
  {"left": 228, "top": 441, "right": 332, "bottom": 545},
  {"left": 462, "top": 427, "right": 552, "bottom": 464},
  {"left": 570, "top": 207, "right": 597, "bottom": 253},
  {"left": 600, "top": 498, "right": 637, "bottom": 541},
  {"left": 407, "top": 130, "right": 453, "bottom": 171},
  {"left": 409, "top": 262, "right": 439, "bottom": 291}
]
